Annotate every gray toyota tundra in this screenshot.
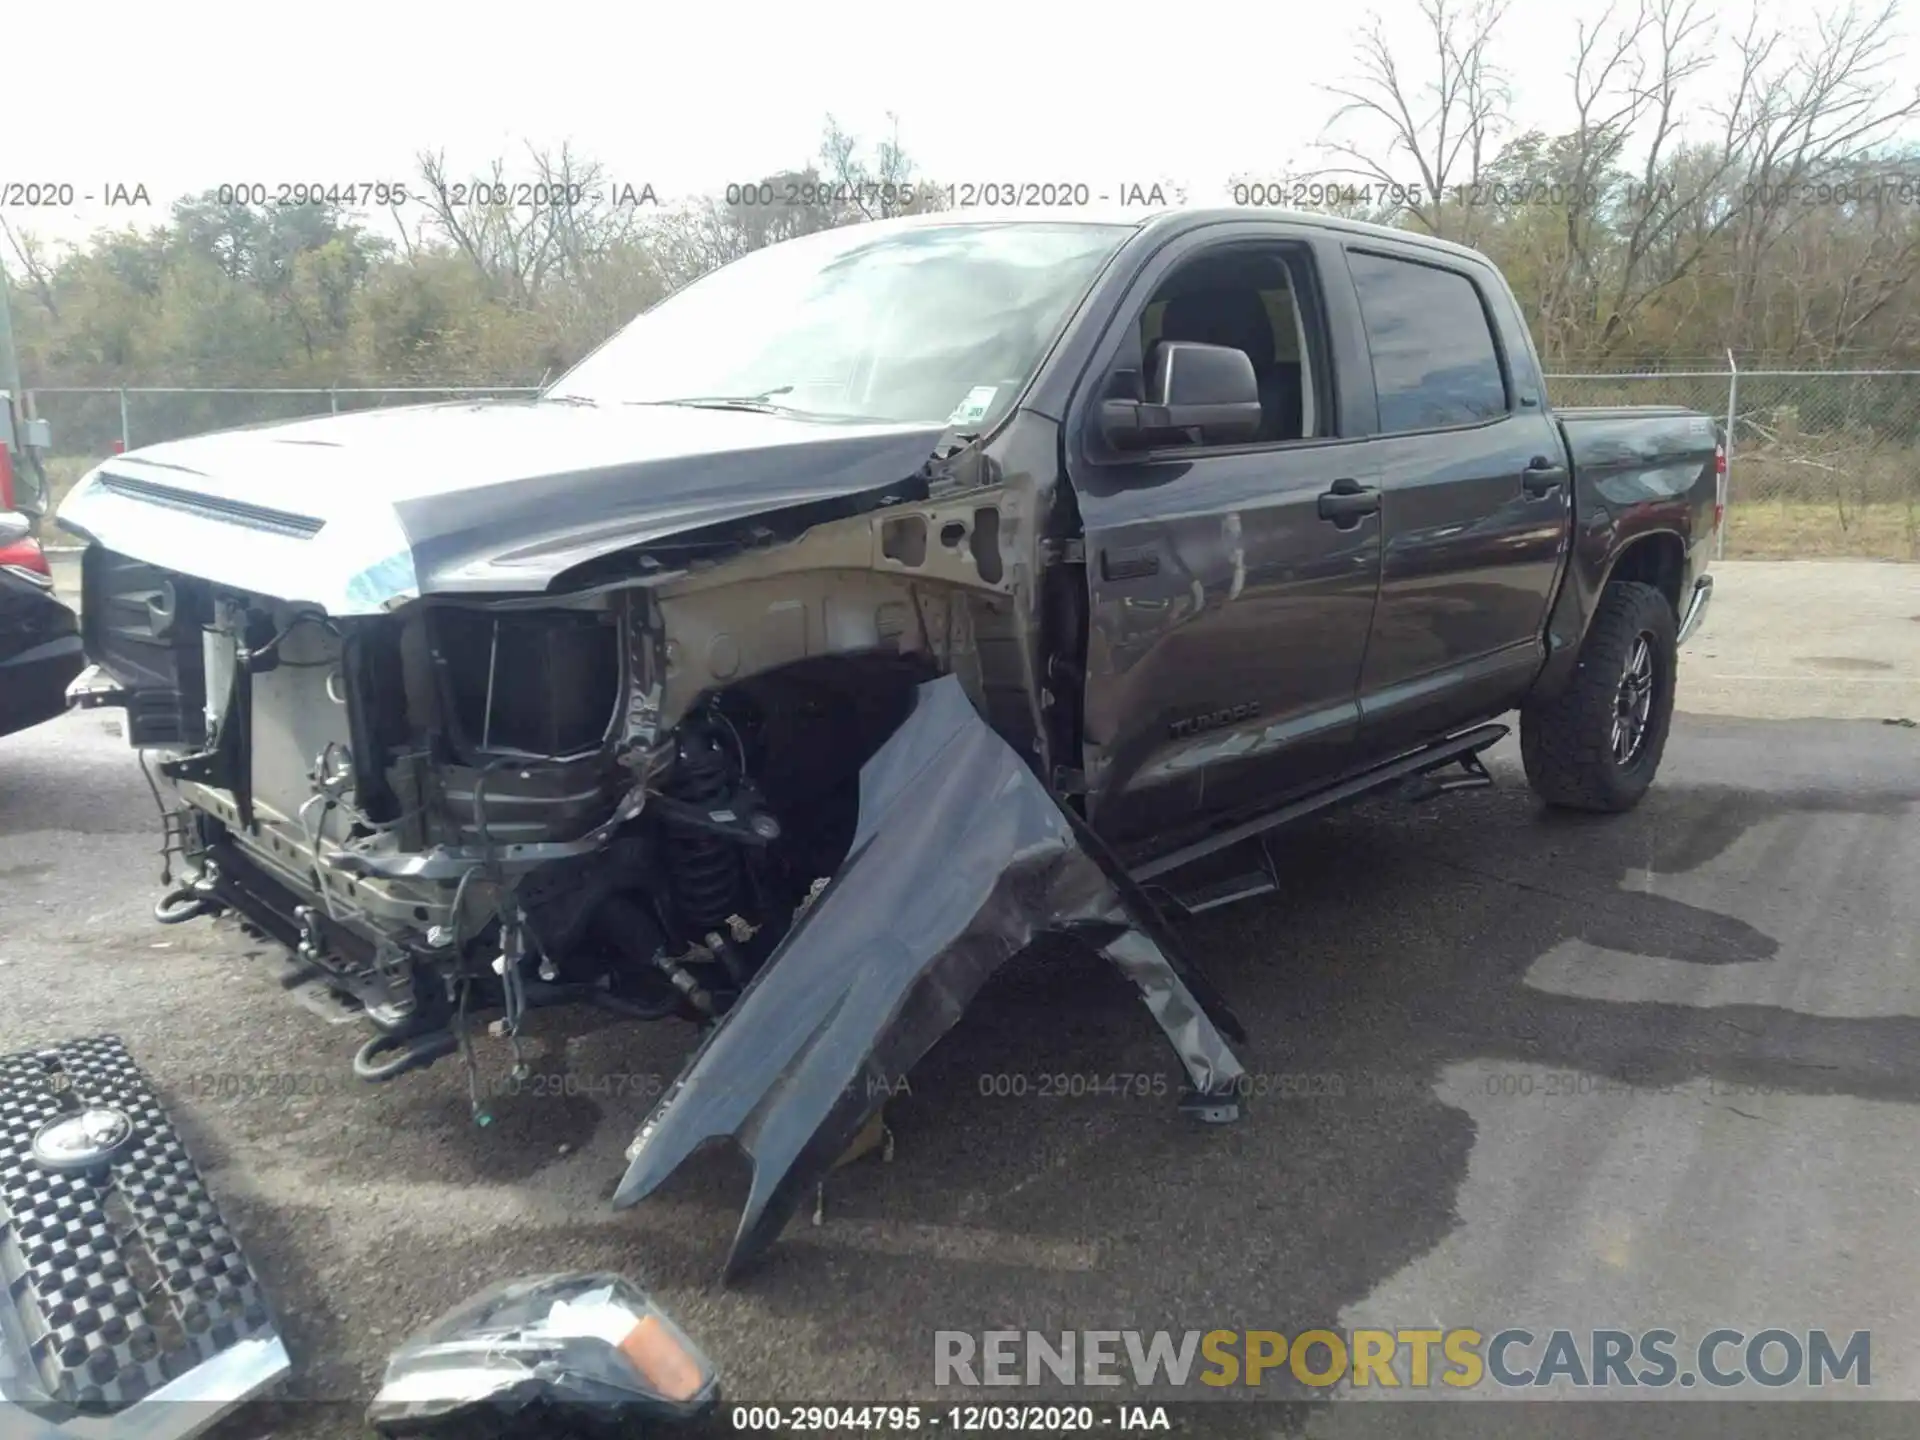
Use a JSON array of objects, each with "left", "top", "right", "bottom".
[{"left": 58, "top": 206, "right": 1719, "bottom": 1294}]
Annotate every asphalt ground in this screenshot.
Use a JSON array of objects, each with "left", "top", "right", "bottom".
[{"left": 1, "top": 560, "right": 1916, "bottom": 1438}]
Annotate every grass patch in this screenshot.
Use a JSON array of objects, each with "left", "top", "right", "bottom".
[{"left": 1725, "top": 501, "right": 1918, "bottom": 559}]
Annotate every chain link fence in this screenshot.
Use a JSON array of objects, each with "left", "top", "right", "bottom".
[
  {"left": 1547, "top": 366, "right": 1920, "bottom": 560},
  {"left": 19, "top": 373, "right": 1920, "bottom": 559}
]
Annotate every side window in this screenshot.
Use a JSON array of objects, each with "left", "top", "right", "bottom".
[
  {"left": 1125, "top": 244, "right": 1325, "bottom": 443},
  {"left": 1346, "top": 251, "right": 1507, "bottom": 434}
]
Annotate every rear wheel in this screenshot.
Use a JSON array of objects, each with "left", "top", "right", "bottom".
[{"left": 1520, "top": 580, "right": 1677, "bottom": 813}]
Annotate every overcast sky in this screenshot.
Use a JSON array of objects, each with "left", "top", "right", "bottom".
[{"left": 9, "top": 0, "right": 1918, "bottom": 248}]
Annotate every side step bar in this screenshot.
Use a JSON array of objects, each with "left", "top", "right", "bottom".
[
  {"left": 1154, "top": 741, "right": 1499, "bottom": 917},
  {"left": 1168, "top": 837, "right": 1286, "bottom": 916},
  {"left": 1131, "top": 722, "right": 1510, "bottom": 888}
]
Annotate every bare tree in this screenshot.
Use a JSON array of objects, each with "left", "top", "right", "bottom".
[
  {"left": 1567, "top": 0, "right": 1920, "bottom": 355},
  {"left": 1723, "top": 2, "right": 1920, "bottom": 327},
  {"left": 820, "top": 113, "right": 923, "bottom": 221},
  {"left": 1764, "top": 158, "right": 1920, "bottom": 362},
  {"left": 1320, "top": 0, "right": 1513, "bottom": 238},
  {"left": 0, "top": 219, "right": 60, "bottom": 321},
  {"left": 1331, "top": 0, "right": 1920, "bottom": 358},
  {"left": 1546, "top": 0, "right": 1728, "bottom": 353},
  {"left": 413, "top": 143, "right": 648, "bottom": 306},
  {"left": 416, "top": 150, "right": 545, "bottom": 303},
  {"left": 642, "top": 114, "right": 946, "bottom": 293}
]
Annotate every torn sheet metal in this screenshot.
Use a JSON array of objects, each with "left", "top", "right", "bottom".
[{"left": 612, "top": 673, "right": 1247, "bottom": 1278}]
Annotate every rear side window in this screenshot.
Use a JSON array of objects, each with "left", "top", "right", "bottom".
[{"left": 1346, "top": 251, "right": 1507, "bottom": 433}]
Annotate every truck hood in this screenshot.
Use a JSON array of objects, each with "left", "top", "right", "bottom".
[{"left": 56, "top": 399, "right": 953, "bottom": 614}]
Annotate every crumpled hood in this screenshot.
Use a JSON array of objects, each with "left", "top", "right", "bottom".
[{"left": 56, "top": 399, "right": 952, "bottom": 614}]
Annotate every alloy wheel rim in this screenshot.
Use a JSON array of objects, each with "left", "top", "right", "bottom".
[{"left": 1611, "top": 632, "right": 1656, "bottom": 766}]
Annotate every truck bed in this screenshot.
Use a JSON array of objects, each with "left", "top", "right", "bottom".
[{"left": 1554, "top": 404, "right": 1720, "bottom": 502}]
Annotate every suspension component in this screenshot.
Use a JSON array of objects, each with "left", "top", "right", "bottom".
[
  {"left": 655, "top": 948, "right": 717, "bottom": 1016},
  {"left": 706, "top": 931, "right": 750, "bottom": 989},
  {"left": 661, "top": 721, "right": 747, "bottom": 937},
  {"left": 491, "top": 914, "right": 532, "bottom": 1080}
]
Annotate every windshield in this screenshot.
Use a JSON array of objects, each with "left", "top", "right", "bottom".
[{"left": 547, "top": 221, "right": 1134, "bottom": 428}]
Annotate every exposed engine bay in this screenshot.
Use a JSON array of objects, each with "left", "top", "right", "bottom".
[
  {"left": 87, "top": 492, "right": 1020, "bottom": 1064},
  {"left": 70, "top": 478, "right": 1248, "bottom": 1274}
]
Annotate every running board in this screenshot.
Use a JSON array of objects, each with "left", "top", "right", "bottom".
[
  {"left": 1131, "top": 723, "right": 1509, "bottom": 887},
  {"left": 1171, "top": 843, "right": 1283, "bottom": 915},
  {"left": 1395, "top": 744, "right": 1495, "bottom": 803}
]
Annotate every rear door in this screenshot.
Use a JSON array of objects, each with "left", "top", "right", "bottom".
[
  {"left": 1063, "top": 221, "right": 1384, "bottom": 850},
  {"left": 1339, "top": 244, "right": 1570, "bottom": 761}
]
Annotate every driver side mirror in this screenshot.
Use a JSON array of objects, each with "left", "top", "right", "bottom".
[{"left": 1100, "top": 341, "right": 1262, "bottom": 450}]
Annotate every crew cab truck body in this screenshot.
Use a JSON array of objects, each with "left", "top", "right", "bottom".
[
  {"left": 56, "top": 207, "right": 1719, "bottom": 1280},
  {"left": 1032, "top": 215, "right": 1716, "bottom": 875}
]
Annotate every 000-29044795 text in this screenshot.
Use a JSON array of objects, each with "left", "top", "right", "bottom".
[
  {"left": 194, "top": 180, "right": 663, "bottom": 209},
  {"left": 727, "top": 1403, "right": 1174, "bottom": 1431},
  {"left": 1229, "top": 179, "right": 1678, "bottom": 210}
]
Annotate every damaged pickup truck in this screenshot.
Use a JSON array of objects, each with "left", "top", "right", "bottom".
[{"left": 59, "top": 207, "right": 1719, "bottom": 1277}]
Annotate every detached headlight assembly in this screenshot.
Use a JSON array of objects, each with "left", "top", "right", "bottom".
[{"left": 366, "top": 1271, "right": 719, "bottom": 1436}]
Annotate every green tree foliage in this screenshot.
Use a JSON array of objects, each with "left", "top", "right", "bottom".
[
  {"left": 3, "top": 116, "right": 938, "bottom": 402},
  {"left": 11, "top": 38, "right": 1920, "bottom": 449}
]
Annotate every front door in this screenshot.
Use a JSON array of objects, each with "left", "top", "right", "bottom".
[{"left": 1064, "top": 228, "right": 1384, "bottom": 851}]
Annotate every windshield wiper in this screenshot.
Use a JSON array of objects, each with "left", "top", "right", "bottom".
[{"left": 637, "top": 386, "right": 798, "bottom": 414}]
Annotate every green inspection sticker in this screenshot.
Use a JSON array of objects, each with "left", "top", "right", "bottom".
[{"left": 947, "top": 385, "right": 998, "bottom": 426}]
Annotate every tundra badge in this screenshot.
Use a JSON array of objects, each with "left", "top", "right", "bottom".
[{"left": 1169, "top": 701, "right": 1259, "bottom": 740}]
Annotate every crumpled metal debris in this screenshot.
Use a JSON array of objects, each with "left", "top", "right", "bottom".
[
  {"left": 613, "top": 674, "right": 1248, "bottom": 1278},
  {"left": 366, "top": 1271, "right": 718, "bottom": 1437}
]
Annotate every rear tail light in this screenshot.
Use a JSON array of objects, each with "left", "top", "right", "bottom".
[
  {"left": 1713, "top": 442, "right": 1727, "bottom": 531},
  {"left": 0, "top": 535, "right": 53, "bottom": 585},
  {"left": 0, "top": 440, "right": 14, "bottom": 512}
]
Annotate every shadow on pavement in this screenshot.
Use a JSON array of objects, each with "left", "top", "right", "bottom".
[{"left": 174, "top": 715, "right": 1918, "bottom": 1434}]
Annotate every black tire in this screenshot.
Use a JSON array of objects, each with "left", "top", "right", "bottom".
[{"left": 1521, "top": 580, "right": 1678, "bottom": 812}]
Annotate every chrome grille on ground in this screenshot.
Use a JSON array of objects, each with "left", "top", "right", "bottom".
[{"left": 0, "top": 1036, "right": 282, "bottom": 1415}]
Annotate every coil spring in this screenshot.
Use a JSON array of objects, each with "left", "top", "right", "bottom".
[{"left": 662, "top": 725, "right": 745, "bottom": 936}]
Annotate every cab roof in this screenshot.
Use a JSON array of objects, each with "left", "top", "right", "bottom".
[{"left": 849, "top": 204, "right": 1492, "bottom": 265}]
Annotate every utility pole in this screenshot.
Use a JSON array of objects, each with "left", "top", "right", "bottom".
[
  {"left": 0, "top": 259, "right": 51, "bottom": 520},
  {"left": 0, "top": 259, "right": 21, "bottom": 398}
]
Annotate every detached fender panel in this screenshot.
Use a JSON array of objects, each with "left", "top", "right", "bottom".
[{"left": 612, "top": 675, "right": 1246, "bottom": 1278}]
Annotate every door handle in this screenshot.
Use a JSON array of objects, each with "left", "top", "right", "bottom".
[
  {"left": 1522, "top": 457, "right": 1568, "bottom": 497},
  {"left": 1317, "top": 478, "right": 1380, "bottom": 526}
]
